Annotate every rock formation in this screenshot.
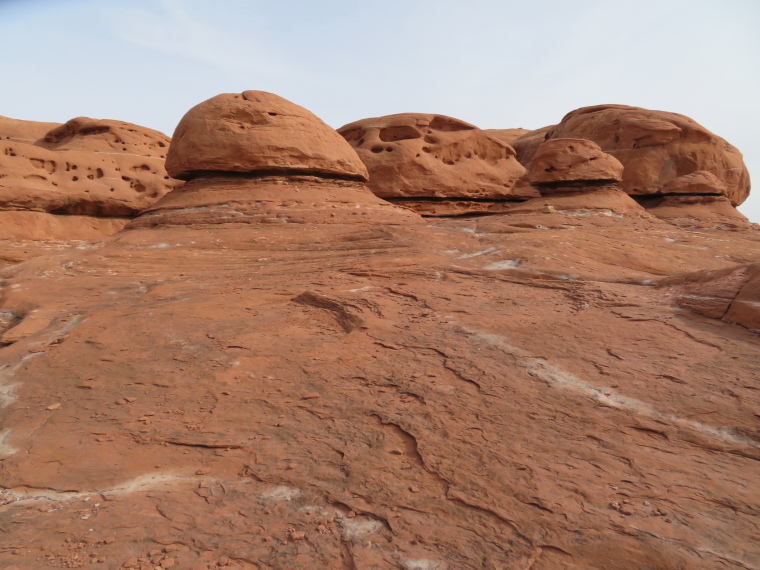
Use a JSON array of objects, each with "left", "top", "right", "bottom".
[
  {"left": 545, "top": 104, "right": 751, "bottom": 205},
  {"left": 165, "top": 91, "right": 368, "bottom": 181},
  {"left": 0, "top": 115, "right": 180, "bottom": 240},
  {"left": 339, "top": 113, "right": 538, "bottom": 216},
  {"left": 138, "top": 92, "right": 417, "bottom": 227},
  {"left": 0, "top": 94, "right": 757, "bottom": 570},
  {"left": 484, "top": 128, "right": 531, "bottom": 146},
  {"left": 528, "top": 138, "right": 624, "bottom": 185},
  {"left": 671, "top": 264, "right": 760, "bottom": 329},
  {"left": 510, "top": 124, "right": 555, "bottom": 165}
]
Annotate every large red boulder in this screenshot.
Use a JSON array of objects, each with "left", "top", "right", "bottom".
[
  {"left": 165, "top": 91, "right": 368, "bottom": 181},
  {"left": 528, "top": 138, "right": 624, "bottom": 185},
  {"left": 338, "top": 113, "right": 536, "bottom": 207},
  {"left": 138, "top": 93, "right": 417, "bottom": 227},
  {"left": 545, "top": 105, "right": 750, "bottom": 205},
  {"left": 0, "top": 116, "right": 179, "bottom": 217}
]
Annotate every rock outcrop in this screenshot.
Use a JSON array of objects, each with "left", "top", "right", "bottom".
[
  {"left": 135, "top": 92, "right": 418, "bottom": 227},
  {"left": 528, "top": 138, "right": 624, "bottom": 185},
  {"left": 0, "top": 115, "right": 180, "bottom": 240},
  {"left": 165, "top": 91, "right": 368, "bottom": 181},
  {"left": 545, "top": 104, "right": 751, "bottom": 205},
  {"left": 674, "top": 264, "right": 760, "bottom": 330},
  {"left": 0, "top": 94, "right": 757, "bottom": 570},
  {"left": 484, "top": 128, "right": 531, "bottom": 146},
  {"left": 510, "top": 124, "right": 555, "bottom": 165},
  {"left": 339, "top": 113, "right": 538, "bottom": 216}
]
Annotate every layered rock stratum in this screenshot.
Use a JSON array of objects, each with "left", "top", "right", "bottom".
[{"left": 0, "top": 93, "right": 758, "bottom": 570}]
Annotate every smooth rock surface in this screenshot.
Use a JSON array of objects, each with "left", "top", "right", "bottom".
[
  {"left": 641, "top": 195, "right": 749, "bottom": 223},
  {"left": 528, "top": 138, "right": 624, "bottom": 185},
  {"left": 484, "top": 128, "right": 532, "bottom": 145},
  {"left": 166, "top": 91, "right": 368, "bottom": 181}
]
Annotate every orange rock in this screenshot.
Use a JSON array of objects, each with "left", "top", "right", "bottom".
[
  {"left": 338, "top": 113, "right": 537, "bottom": 209},
  {"left": 528, "top": 138, "right": 623, "bottom": 185},
  {"left": 139, "top": 93, "right": 418, "bottom": 228},
  {"left": 0, "top": 116, "right": 179, "bottom": 217},
  {"left": 724, "top": 267, "right": 760, "bottom": 330},
  {"left": 133, "top": 174, "right": 420, "bottom": 227},
  {"left": 510, "top": 125, "right": 554, "bottom": 165},
  {"left": 546, "top": 104, "right": 750, "bottom": 205},
  {"left": 641, "top": 195, "right": 748, "bottom": 223},
  {"left": 483, "top": 128, "right": 532, "bottom": 146},
  {"left": 661, "top": 170, "right": 726, "bottom": 195},
  {"left": 165, "top": 91, "right": 367, "bottom": 181}
]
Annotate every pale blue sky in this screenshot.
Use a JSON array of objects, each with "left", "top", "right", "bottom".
[{"left": 1, "top": 0, "right": 758, "bottom": 220}]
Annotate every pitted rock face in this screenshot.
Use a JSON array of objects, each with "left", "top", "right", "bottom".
[
  {"left": 0, "top": 116, "right": 179, "bottom": 218},
  {"left": 547, "top": 105, "right": 751, "bottom": 205},
  {"left": 165, "top": 91, "right": 368, "bottom": 181},
  {"left": 338, "top": 113, "right": 535, "bottom": 201},
  {"left": 528, "top": 138, "right": 624, "bottom": 185}
]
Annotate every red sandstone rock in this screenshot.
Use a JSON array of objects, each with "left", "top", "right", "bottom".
[
  {"left": 546, "top": 105, "right": 751, "bottom": 205},
  {"left": 725, "top": 267, "right": 760, "bottom": 329},
  {"left": 0, "top": 115, "right": 60, "bottom": 144},
  {"left": 144, "top": 93, "right": 416, "bottom": 227},
  {"left": 661, "top": 170, "right": 727, "bottom": 195},
  {"left": 510, "top": 125, "right": 554, "bottom": 165},
  {"left": 165, "top": 91, "right": 368, "bottom": 181},
  {"left": 673, "top": 265, "right": 760, "bottom": 330},
  {"left": 641, "top": 195, "right": 749, "bottom": 223},
  {"left": 338, "top": 113, "right": 537, "bottom": 210},
  {"left": 505, "top": 186, "right": 646, "bottom": 216},
  {"left": 0, "top": 206, "right": 758, "bottom": 569},
  {"left": 528, "top": 138, "right": 624, "bottom": 185},
  {"left": 133, "top": 174, "right": 420, "bottom": 227},
  {"left": 674, "top": 265, "right": 753, "bottom": 319},
  {"left": 484, "top": 128, "right": 532, "bottom": 145},
  {"left": 0, "top": 95, "right": 758, "bottom": 570},
  {"left": 0, "top": 116, "right": 180, "bottom": 221}
]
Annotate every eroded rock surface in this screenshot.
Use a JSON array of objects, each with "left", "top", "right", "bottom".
[
  {"left": 545, "top": 104, "right": 751, "bottom": 205},
  {"left": 339, "top": 113, "right": 537, "bottom": 216},
  {"left": 0, "top": 115, "right": 181, "bottom": 249},
  {"left": 0, "top": 116, "right": 178, "bottom": 217}
]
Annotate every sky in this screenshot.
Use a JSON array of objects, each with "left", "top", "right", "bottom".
[{"left": 1, "top": 0, "right": 758, "bottom": 221}]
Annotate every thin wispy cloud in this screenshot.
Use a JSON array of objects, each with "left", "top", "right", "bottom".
[{"left": 105, "top": 0, "right": 296, "bottom": 79}]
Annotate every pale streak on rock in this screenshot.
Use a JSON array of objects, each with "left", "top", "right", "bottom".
[{"left": 462, "top": 327, "right": 760, "bottom": 451}]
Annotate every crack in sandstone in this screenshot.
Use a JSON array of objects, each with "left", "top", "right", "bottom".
[{"left": 372, "top": 414, "right": 533, "bottom": 547}]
